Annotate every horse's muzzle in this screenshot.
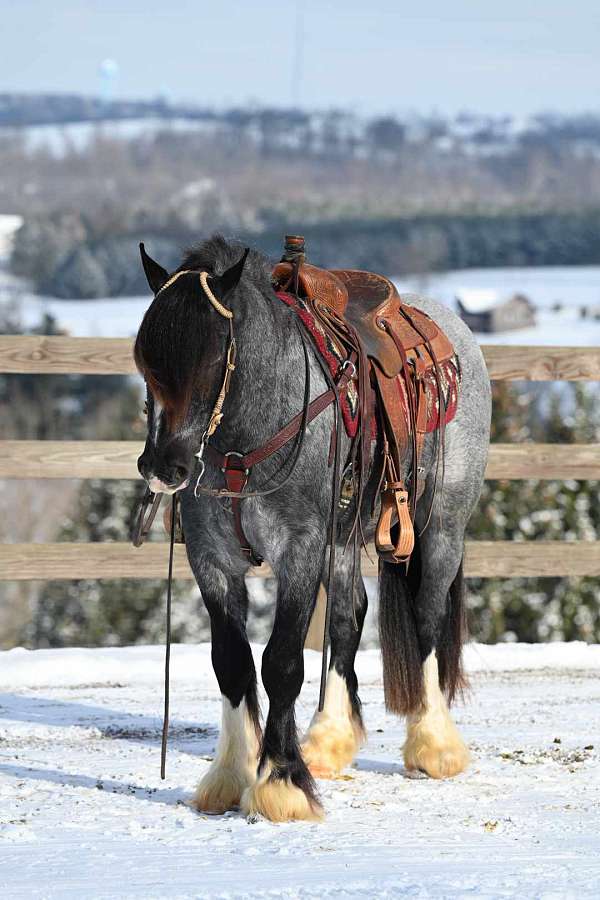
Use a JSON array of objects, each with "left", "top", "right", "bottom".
[
  {"left": 138, "top": 444, "right": 192, "bottom": 494},
  {"left": 148, "top": 475, "right": 190, "bottom": 495}
]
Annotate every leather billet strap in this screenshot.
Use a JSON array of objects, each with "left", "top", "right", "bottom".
[{"left": 304, "top": 299, "right": 374, "bottom": 557}]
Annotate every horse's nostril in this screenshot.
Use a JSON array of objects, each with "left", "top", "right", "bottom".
[
  {"left": 161, "top": 442, "right": 192, "bottom": 485},
  {"left": 137, "top": 454, "right": 152, "bottom": 480}
]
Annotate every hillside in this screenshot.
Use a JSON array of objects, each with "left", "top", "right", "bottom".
[{"left": 4, "top": 98, "right": 600, "bottom": 296}]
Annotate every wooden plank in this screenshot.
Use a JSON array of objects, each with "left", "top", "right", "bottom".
[
  {"left": 0, "top": 542, "right": 194, "bottom": 581},
  {"left": 484, "top": 443, "right": 600, "bottom": 480},
  {"left": 1, "top": 541, "right": 598, "bottom": 580},
  {"left": 482, "top": 345, "right": 600, "bottom": 381},
  {"left": 0, "top": 336, "right": 136, "bottom": 375},
  {"left": 462, "top": 541, "right": 600, "bottom": 579},
  {"left": 1, "top": 336, "right": 599, "bottom": 381},
  {"left": 0, "top": 441, "right": 141, "bottom": 479},
  {"left": 360, "top": 542, "right": 600, "bottom": 578},
  {"left": 2, "top": 441, "right": 599, "bottom": 480}
]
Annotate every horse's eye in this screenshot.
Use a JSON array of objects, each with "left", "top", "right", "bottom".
[{"left": 142, "top": 400, "right": 148, "bottom": 417}]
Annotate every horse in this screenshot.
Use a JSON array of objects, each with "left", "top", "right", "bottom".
[{"left": 133, "top": 234, "right": 491, "bottom": 822}]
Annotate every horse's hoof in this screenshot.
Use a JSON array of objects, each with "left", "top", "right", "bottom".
[
  {"left": 301, "top": 713, "right": 365, "bottom": 779},
  {"left": 403, "top": 719, "right": 470, "bottom": 779},
  {"left": 240, "top": 762, "right": 324, "bottom": 822},
  {"left": 192, "top": 765, "right": 253, "bottom": 815}
]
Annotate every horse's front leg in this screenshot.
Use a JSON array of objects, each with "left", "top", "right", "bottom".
[
  {"left": 191, "top": 570, "right": 261, "bottom": 815},
  {"left": 241, "top": 541, "right": 324, "bottom": 822}
]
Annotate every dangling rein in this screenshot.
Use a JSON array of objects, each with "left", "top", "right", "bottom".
[{"left": 133, "top": 270, "right": 353, "bottom": 779}]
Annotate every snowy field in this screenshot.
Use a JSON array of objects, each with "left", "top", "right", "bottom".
[{"left": 1, "top": 642, "right": 599, "bottom": 899}]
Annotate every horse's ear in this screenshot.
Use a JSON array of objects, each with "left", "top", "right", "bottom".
[
  {"left": 139, "top": 242, "right": 169, "bottom": 294},
  {"left": 210, "top": 248, "right": 250, "bottom": 300}
]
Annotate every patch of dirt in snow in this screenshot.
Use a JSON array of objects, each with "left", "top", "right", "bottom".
[{"left": 0, "top": 646, "right": 599, "bottom": 899}]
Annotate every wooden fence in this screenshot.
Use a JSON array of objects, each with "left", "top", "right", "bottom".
[{"left": 1, "top": 336, "right": 599, "bottom": 581}]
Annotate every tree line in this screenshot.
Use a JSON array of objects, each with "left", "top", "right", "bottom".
[{"left": 11, "top": 210, "right": 600, "bottom": 299}]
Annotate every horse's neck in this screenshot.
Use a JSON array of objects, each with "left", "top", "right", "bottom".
[{"left": 216, "top": 292, "right": 312, "bottom": 450}]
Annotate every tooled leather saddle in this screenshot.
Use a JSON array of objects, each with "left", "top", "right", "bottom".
[{"left": 273, "top": 235, "right": 457, "bottom": 564}]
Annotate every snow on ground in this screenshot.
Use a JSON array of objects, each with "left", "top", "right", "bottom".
[{"left": 1, "top": 643, "right": 599, "bottom": 898}]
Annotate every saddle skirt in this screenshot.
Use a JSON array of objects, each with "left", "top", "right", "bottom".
[
  {"left": 273, "top": 235, "right": 460, "bottom": 564},
  {"left": 276, "top": 289, "right": 460, "bottom": 440}
]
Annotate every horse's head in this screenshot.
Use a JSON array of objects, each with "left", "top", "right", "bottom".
[{"left": 134, "top": 239, "right": 249, "bottom": 494}]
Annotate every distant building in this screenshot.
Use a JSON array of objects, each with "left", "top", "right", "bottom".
[
  {"left": 580, "top": 305, "right": 600, "bottom": 321},
  {"left": 455, "top": 289, "right": 536, "bottom": 333}
]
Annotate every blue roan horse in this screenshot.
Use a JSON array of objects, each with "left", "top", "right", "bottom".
[{"left": 134, "top": 235, "right": 491, "bottom": 822}]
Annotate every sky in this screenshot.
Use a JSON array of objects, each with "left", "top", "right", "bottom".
[{"left": 1, "top": 0, "right": 598, "bottom": 116}]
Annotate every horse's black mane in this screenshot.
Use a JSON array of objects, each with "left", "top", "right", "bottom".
[
  {"left": 134, "top": 234, "right": 270, "bottom": 424},
  {"left": 179, "top": 234, "right": 271, "bottom": 283}
]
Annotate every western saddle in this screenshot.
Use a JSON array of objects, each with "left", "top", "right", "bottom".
[{"left": 273, "top": 235, "right": 456, "bottom": 563}]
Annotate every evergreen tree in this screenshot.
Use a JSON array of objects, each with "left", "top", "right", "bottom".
[{"left": 467, "top": 381, "right": 600, "bottom": 642}]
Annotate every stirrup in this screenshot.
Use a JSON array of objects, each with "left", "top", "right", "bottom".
[{"left": 375, "top": 481, "right": 415, "bottom": 564}]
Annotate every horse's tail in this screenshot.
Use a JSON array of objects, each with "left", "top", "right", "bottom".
[
  {"left": 378, "top": 540, "right": 424, "bottom": 715},
  {"left": 378, "top": 540, "right": 467, "bottom": 714},
  {"left": 437, "top": 554, "right": 469, "bottom": 705}
]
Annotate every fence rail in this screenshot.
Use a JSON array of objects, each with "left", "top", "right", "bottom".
[
  {"left": 1, "top": 336, "right": 599, "bottom": 581},
  {"left": 2, "top": 440, "right": 600, "bottom": 480},
  {"left": 1, "top": 541, "right": 599, "bottom": 580},
  {"left": 1, "top": 336, "right": 600, "bottom": 379}
]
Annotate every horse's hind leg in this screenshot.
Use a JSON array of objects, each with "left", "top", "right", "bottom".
[
  {"left": 302, "top": 566, "right": 367, "bottom": 778},
  {"left": 379, "top": 511, "right": 471, "bottom": 779},
  {"left": 403, "top": 529, "right": 470, "bottom": 779},
  {"left": 191, "top": 571, "right": 260, "bottom": 814}
]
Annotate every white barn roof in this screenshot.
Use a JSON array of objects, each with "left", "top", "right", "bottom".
[{"left": 455, "top": 288, "right": 499, "bottom": 313}]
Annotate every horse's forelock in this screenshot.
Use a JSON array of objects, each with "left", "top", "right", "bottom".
[
  {"left": 134, "top": 278, "right": 209, "bottom": 430},
  {"left": 134, "top": 235, "right": 270, "bottom": 430}
]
